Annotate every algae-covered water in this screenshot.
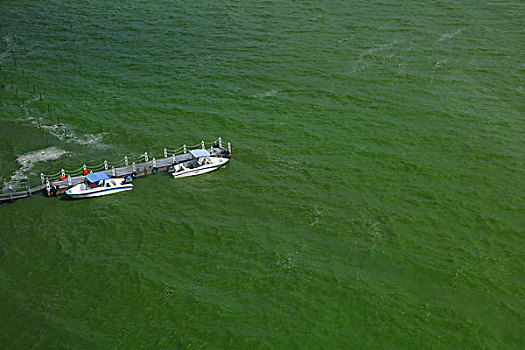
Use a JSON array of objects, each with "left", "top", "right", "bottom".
[{"left": 1, "top": 0, "right": 524, "bottom": 348}]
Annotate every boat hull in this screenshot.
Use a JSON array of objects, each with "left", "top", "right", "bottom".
[{"left": 67, "top": 186, "right": 133, "bottom": 198}]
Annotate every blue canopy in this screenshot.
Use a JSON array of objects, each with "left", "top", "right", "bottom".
[
  {"left": 189, "top": 149, "right": 211, "bottom": 158},
  {"left": 85, "top": 172, "right": 110, "bottom": 183}
]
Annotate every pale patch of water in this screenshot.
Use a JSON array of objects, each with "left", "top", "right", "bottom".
[{"left": 11, "top": 146, "right": 67, "bottom": 180}]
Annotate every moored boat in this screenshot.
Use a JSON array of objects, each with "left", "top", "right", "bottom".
[
  {"left": 66, "top": 172, "right": 133, "bottom": 199},
  {"left": 171, "top": 149, "right": 229, "bottom": 179}
]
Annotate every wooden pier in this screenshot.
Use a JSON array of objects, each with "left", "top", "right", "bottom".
[{"left": 0, "top": 138, "right": 231, "bottom": 204}]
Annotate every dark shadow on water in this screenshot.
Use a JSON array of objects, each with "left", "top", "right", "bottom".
[{"left": 59, "top": 195, "right": 77, "bottom": 201}]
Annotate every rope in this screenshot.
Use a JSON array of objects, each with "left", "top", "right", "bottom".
[
  {"left": 63, "top": 165, "right": 85, "bottom": 173},
  {"left": 84, "top": 161, "right": 105, "bottom": 169},
  {"left": 166, "top": 145, "right": 184, "bottom": 153},
  {"left": 166, "top": 138, "right": 223, "bottom": 153}
]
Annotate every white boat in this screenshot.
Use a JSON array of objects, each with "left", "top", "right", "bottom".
[
  {"left": 172, "top": 149, "right": 229, "bottom": 179},
  {"left": 66, "top": 172, "right": 133, "bottom": 198}
]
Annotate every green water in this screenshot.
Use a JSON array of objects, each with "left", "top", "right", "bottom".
[{"left": 1, "top": 0, "right": 524, "bottom": 348}]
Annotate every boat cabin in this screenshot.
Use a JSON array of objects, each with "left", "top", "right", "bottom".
[
  {"left": 84, "top": 172, "right": 112, "bottom": 188},
  {"left": 189, "top": 149, "right": 212, "bottom": 166}
]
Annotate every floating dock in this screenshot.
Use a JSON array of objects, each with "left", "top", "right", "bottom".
[{"left": 0, "top": 138, "right": 230, "bottom": 204}]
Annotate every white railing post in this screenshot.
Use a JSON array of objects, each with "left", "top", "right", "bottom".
[
  {"left": 219, "top": 137, "right": 222, "bottom": 148},
  {"left": 144, "top": 152, "right": 148, "bottom": 162},
  {"left": 183, "top": 145, "right": 187, "bottom": 153},
  {"left": 228, "top": 142, "right": 231, "bottom": 154},
  {"left": 67, "top": 175, "right": 72, "bottom": 186},
  {"left": 112, "top": 166, "right": 116, "bottom": 177},
  {"left": 104, "top": 160, "right": 108, "bottom": 170},
  {"left": 40, "top": 173, "right": 45, "bottom": 184},
  {"left": 132, "top": 162, "right": 137, "bottom": 172},
  {"left": 163, "top": 148, "right": 167, "bottom": 158},
  {"left": 152, "top": 158, "right": 157, "bottom": 168},
  {"left": 201, "top": 140, "right": 205, "bottom": 149},
  {"left": 172, "top": 154, "right": 176, "bottom": 164},
  {"left": 124, "top": 156, "right": 128, "bottom": 166},
  {"left": 46, "top": 179, "right": 50, "bottom": 194}
]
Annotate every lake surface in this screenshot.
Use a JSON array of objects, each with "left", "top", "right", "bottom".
[{"left": 1, "top": 0, "right": 523, "bottom": 348}]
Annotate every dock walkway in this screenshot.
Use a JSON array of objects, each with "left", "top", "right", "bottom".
[{"left": 0, "top": 138, "right": 230, "bottom": 204}]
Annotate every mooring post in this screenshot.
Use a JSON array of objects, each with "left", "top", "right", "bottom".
[
  {"left": 228, "top": 142, "right": 231, "bottom": 155},
  {"left": 104, "top": 160, "right": 108, "bottom": 170},
  {"left": 124, "top": 156, "right": 128, "bottom": 166},
  {"left": 219, "top": 137, "right": 222, "bottom": 148},
  {"left": 67, "top": 175, "right": 72, "bottom": 186},
  {"left": 112, "top": 166, "right": 116, "bottom": 177},
  {"left": 40, "top": 173, "right": 45, "bottom": 184},
  {"left": 201, "top": 140, "right": 205, "bottom": 150},
  {"left": 163, "top": 148, "right": 167, "bottom": 158},
  {"left": 183, "top": 145, "right": 187, "bottom": 153},
  {"left": 144, "top": 152, "right": 148, "bottom": 162}
]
